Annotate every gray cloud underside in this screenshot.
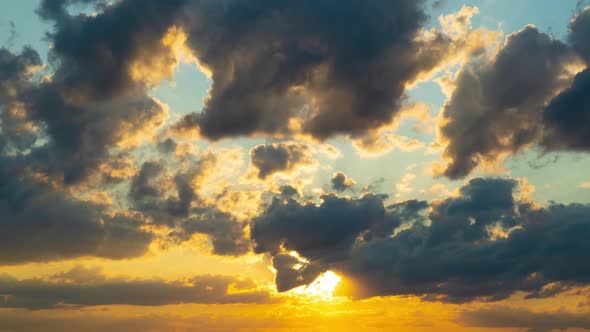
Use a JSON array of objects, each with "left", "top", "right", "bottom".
[
  {"left": 0, "top": 267, "right": 271, "bottom": 309},
  {"left": 439, "top": 9, "right": 590, "bottom": 178},
  {"left": 252, "top": 178, "right": 590, "bottom": 302},
  {"left": 459, "top": 307, "right": 590, "bottom": 332}
]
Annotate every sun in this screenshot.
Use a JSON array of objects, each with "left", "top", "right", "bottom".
[{"left": 295, "top": 271, "right": 342, "bottom": 301}]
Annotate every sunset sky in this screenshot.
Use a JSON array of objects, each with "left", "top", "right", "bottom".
[{"left": 1, "top": 0, "right": 590, "bottom": 331}]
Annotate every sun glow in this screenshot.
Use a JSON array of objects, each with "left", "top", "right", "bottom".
[{"left": 294, "top": 271, "right": 342, "bottom": 301}]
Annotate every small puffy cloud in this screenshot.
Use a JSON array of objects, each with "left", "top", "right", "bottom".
[
  {"left": 330, "top": 172, "right": 356, "bottom": 192},
  {"left": 249, "top": 142, "right": 315, "bottom": 180}
]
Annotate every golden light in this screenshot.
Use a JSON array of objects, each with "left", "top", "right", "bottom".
[{"left": 293, "top": 271, "right": 342, "bottom": 301}]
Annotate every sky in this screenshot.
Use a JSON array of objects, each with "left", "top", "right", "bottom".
[{"left": 1, "top": 0, "right": 590, "bottom": 331}]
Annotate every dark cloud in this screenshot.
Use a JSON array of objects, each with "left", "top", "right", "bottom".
[
  {"left": 252, "top": 194, "right": 390, "bottom": 259},
  {"left": 0, "top": 48, "right": 160, "bottom": 264},
  {"left": 253, "top": 178, "right": 590, "bottom": 303},
  {"left": 1, "top": 0, "right": 185, "bottom": 185},
  {"left": 0, "top": 161, "right": 152, "bottom": 265},
  {"left": 0, "top": 266, "right": 272, "bottom": 309},
  {"left": 439, "top": 9, "right": 590, "bottom": 178},
  {"left": 278, "top": 185, "right": 300, "bottom": 198},
  {"left": 24, "top": 86, "right": 167, "bottom": 184},
  {"left": 30, "top": 0, "right": 466, "bottom": 142},
  {"left": 0, "top": 47, "right": 42, "bottom": 151},
  {"left": 251, "top": 193, "right": 424, "bottom": 290},
  {"left": 250, "top": 142, "right": 314, "bottom": 179},
  {"left": 459, "top": 307, "right": 590, "bottom": 332},
  {"left": 0, "top": 47, "right": 40, "bottom": 99},
  {"left": 1, "top": 7, "right": 171, "bottom": 185},
  {"left": 330, "top": 172, "right": 356, "bottom": 192},
  {"left": 173, "top": 0, "right": 466, "bottom": 140},
  {"left": 176, "top": 211, "right": 251, "bottom": 256},
  {"left": 129, "top": 160, "right": 191, "bottom": 225},
  {"left": 542, "top": 68, "right": 590, "bottom": 151},
  {"left": 37, "top": 0, "right": 186, "bottom": 101},
  {"left": 129, "top": 155, "right": 250, "bottom": 256},
  {"left": 438, "top": 26, "right": 575, "bottom": 179},
  {"left": 570, "top": 8, "right": 590, "bottom": 65},
  {"left": 345, "top": 181, "right": 590, "bottom": 302}
]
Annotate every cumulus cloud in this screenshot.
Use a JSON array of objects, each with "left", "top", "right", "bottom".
[
  {"left": 249, "top": 142, "right": 315, "bottom": 180},
  {"left": 437, "top": 8, "right": 590, "bottom": 178},
  {"left": 0, "top": 161, "right": 152, "bottom": 265},
  {"left": 252, "top": 177, "right": 590, "bottom": 303},
  {"left": 436, "top": 26, "right": 577, "bottom": 178},
  {"left": 169, "top": 1, "right": 496, "bottom": 141},
  {"left": 128, "top": 152, "right": 251, "bottom": 256},
  {"left": 330, "top": 172, "right": 356, "bottom": 192},
  {"left": 0, "top": 266, "right": 272, "bottom": 309},
  {"left": 0, "top": 45, "right": 162, "bottom": 265},
  {"left": 251, "top": 194, "right": 424, "bottom": 291}
]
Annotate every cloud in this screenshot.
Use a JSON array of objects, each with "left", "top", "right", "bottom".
[
  {"left": 169, "top": 1, "right": 496, "bottom": 141},
  {"left": 436, "top": 26, "right": 577, "bottom": 179},
  {"left": 128, "top": 152, "right": 251, "bottom": 256},
  {"left": 459, "top": 306, "right": 590, "bottom": 332},
  {"left": 252, "top": 177, "right": 590, "bottom": 303},
  {"left": 437, "top": 8, "right": 590, "bottom": 179},
  {"left": 330, "top": 172, "right": 356, "bottom": 192},
  {"left": 249, "top": 142, "right": 315, "bottom": 180},
  {"left": 251, "top": 194, "right": 425, "bottom": 291},
  {"left": 37, "top": 0, "right": 187, "bottom": 101},
  {"left": 0, "top": 46, "right": 164, "bottom": 265},
  {"left": 0, "top": 162, "right": 152, "bottom": 265},
  {"left": 0, "top": 266, "right": 272, "bottom": 309},
  {"left": 542, "top": 67, "right": 590, "bottom": 151},
  {"left": 175, "top": 210, "right": 251, "bottom": 256},
  {"left": 395, "top": 173, "right": 417, "bottom": 199}
]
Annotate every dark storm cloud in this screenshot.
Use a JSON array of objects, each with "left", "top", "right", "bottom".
[
  {"left": 253, "top": 178, "right": 590, "bottom": 302},
  {"left": 459, "top": 307, "right": 590, "bottom": 332},
  {"left": 439, "top": 8, "right": 590, "bottom": 178},
  {"left": 173, "top": 0, "right": 465, "bottom": 140},
  {"left": 0, "top": 266, "right": 272, "bottom": 309},
  {"left": 438, "top": 26, "right": 575, "bottom": 179},
  {"left": 250, "top": 142, "right": 313, "bottom": 179},
  {"left": 330, "top": 172, "right": 356, "bottom": 192}
]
